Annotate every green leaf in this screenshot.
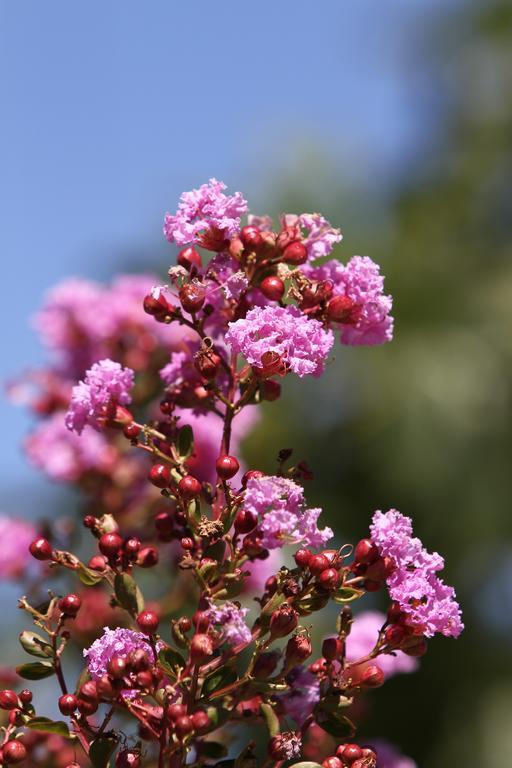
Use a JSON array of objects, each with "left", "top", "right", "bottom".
[
  {"left": 16, "top": 661, "right": 55, "bottom": 680},
  {"left": 315, "top": 712, "right": 356, "bottom": 739},
  {"left": 77, "top": 563, "right": 103, "bottom": 586},
  {"left": 260, "top": 702, "right": 280, "bottom": 737},
  {"left": 26, "top": 717, "right": 71, "bottom": 737},
  {"left": 89, "top": 735, "right": 118, "bottom": 768},
  {"left": 332, "top": 586, "right": 364, "bottom": 604},
  {"left": 203, "top": 667, "right": 237, "bottom": 696},
  {"left": 177, "top": 424, "right": 194, "bottom": 458},
  {"left": 19, "top": 631, "right": 53, "bottom": 658},
  {"left": 157, "top": 647, "right": 186, "bottom": 677},
  {"left": 200, "top": 742, "right": 228, "bottom": 759},
  {"left": 114, "top": 573, "right": 144, "bottom": 615}
]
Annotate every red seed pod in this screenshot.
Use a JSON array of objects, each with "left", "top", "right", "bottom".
[
  {"left": 29, "top": 537, "right": 53, "bottom": 561},
  {"left": 167, "top": 703, "right": 187, "bottom": 721},
  {"left": 192, "top": 610, "right": 210, "bottom": 632},
  {"left": 177, "top": 246, "right": 202, "bottom": 271},
  {"left": 309, "top": 553, "right": 330, "bottom": 575},
  {"left": 124, "top": 537, "right": 141, "bottom": 557},
  {"left": 190, "top": 633, "right": 213, "bottom": 664},
  {"left": 178, "top": 474, "right": 202, "bottom": 499},
  {"left": 339, "top": 744, "right": 363, "bottom": 762},
  {"left": 98, "top": 533, "right": 123, "bottom": 558},
  {"left": 259, "top": 276, "right": 285, "bottom": 301},
  {"left": 107, "top": 655, "right": 127, "bottom": 680},
  {"left": 181, "top": 537, "right": 195, "bottom": 550},
  {"left": 148, "top": 463, "right": 171, "bottom": 489},
  {"left": 401, "top": 635, "right": 428, "bottom": 657},
  {"left": 215, "top": 454, "right": 240, "bottom": 480},
  {"left": 191, "top": 709, "right": 210, "bottom": 731},
  {"left": 240, "top": 225, "right": 263, "bottom": 250},
  {"left": 135, "top": 670, "right": 153, "bottom": 689},
  {"left": 175, "top": 714, "right": 194, "bottom": 739},
  {"left": 115, "top": 749, "right": 141, "bottom": 768},
  {"left": 58, "top": 693, "right": 78, "bottom": 715},
  {"left": 327, "top": 295, "right": 357, "bottom": 323},
  {"left": 360, "top": 664, "right": 385, "bottom": 688},
  {"left": 285, "top": 634, "right": 312, "bottom": 665},
  {"left": 83, "top": 515, "right": 97, "bottom": 529},
  {"left": 137, "top": 546, "right": 159, "bottom": 568},
  {"left": 123, "top": 423, "right": 141, "bottom": 440},
  {"left": 269, "top": 605, "right": 299, "bottom": 638},
  {"left": 0, "top": 691, "right": 18, "bottom": 710},
  {"left": 252, "top": 651, "right": 281, "bottom": 680},
  {"left": 143, "top": 292, "right": 172, "bottom": 318},
  {"left": 353, "top": 539, "right": 379, "bottom": 565},
  {"left": 261, "top": 379, "right": 281, "bottom": 401},
  {"left": 195, "top": 351, "right": 221, "bottom": 380},
  {"left": 18, "top": 690, "right": 32, "bottom": 705},
  {"left": 264, "top": 575, "right": 278, "bottom": 596},
  {"left": 77, "top": 698, "right": 98, "bottom": 716},
  {"left": 179, "top": 617, "right": 192, "bottom": 633},
  {"left": 241, "top": 469, "right": 265, "bottom": 486},
  {"left": 97, "top": 675, "right": 115, "bottom": 699},
  {"left": 282, "top": 241, "right": 308, "bottom": 265},
  {"left": 294, "top": 548, "right": 312, "bottom": 568},
  {"left": 322, "top": 636, "right": 343, "bottom": 661},
  {"left": 2, "top": 741, "right": 27, "bottom": 764},
  {"left": 179, "top": 283, "right": 206, "bottom": 313},
  {"left": 59, "top": 594, "right": 82, "bottom": 617},
  {"left": 233, "top": 509, "right": 257, "bottom": 534},
  {"left": 383, "top": 624, "right": 406, "bottom": 647},
  {"left": 80, "top": 680, "right": 99, "bottom": 702},
  {"left": 89, "top": 555, "right": 107, "bottom": 572},
  {"left": 136, "top": 610, "right": 160, "bottom": 635},
  {"left": 322, "top": 758, "right": 343, "bottom": 768},
  {"left": 318, "top": 568, "right": 341, "bottom": 591},
  {"left": 128, "top": 649, "right": 150, "bottom": 672}
]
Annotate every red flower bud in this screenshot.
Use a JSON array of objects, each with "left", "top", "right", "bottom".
[
  {"left": 322, "top": 636, "right": 343, "bottom": 661},
  {"left": 322, "top": 758, "right": 343, "bottom": 768},
  {"left": 18, "top": 690, "right": 32, "bottom": 705},
  {"left": 80, "top": 680, "right": 98, "bottom": 702},
  {"left": 136, "top": 610, "right": 159, "bottom": 635},
  {"left": 269, "top": 605, "right": 299, "bottom": 638},
  {"left": 337, "top": 743, "right": 363, "bottom": 762},
  {"left": 285, "top": 634, "right": 312, "bottom": 665},
  {"left": 179, "top": 283, "right": 206, "bottom": 313},
  {"left": 401, "top": 635, "right": 428, "bottom": 657},
  {"left": 167, "top": 703, "right": 187, "bottom": 721},
  {"left": 282, "top": 241, "right": 308, "bottom": 265},
  {"left": 191, "top": 709, "right": 210, "bottom": 731},
  {"left": 360, "top": 664, "right": 385, "bottom": 688},
  {"left": 29, "top": 537, "right": 53, "bottom": 561},
  {"left": 241, "top": 470, "right": 265, "bottom": 486},
  {"left": 309, "top": 553, "right": 330, "bottom": 575},
  {"left": 354, "top": 538, "right": 379, "bottom": 565},
  {"left": 107, "top": 655, "right": 127, "bottom": 680},
  {"left": 58, "top": 693, "right": 78, "bottom": 715},
  {"left": 294, "top": 548, "right": 312, "bottom": 568},
  {"left": 123, "top": 423, "right": 140, "bottom": 440},
  {"left": 137, "top": 546, "right": 159, "bottom": 568},
  {"left": 175, "top": 714, "right": 194, "bottom": 739},
  {"left": 0, "top": 691, "right": 18, "bottom": 710},
  {"left": 178, "top": 475, "right": 202, "bottom": 499},
  {"left": 240, "top": 225, "right": 263, "bottom": 250},
  {"left": 148, "top": 463, "right": 171, "bottom": 489},
  {"left": 327, "top": 295, "right": 357, "bottom": 323},
  {"left": 233, "top": 509, "right": 257, "bottom": 534},
  {"left": 215, "top": 454, "right": 240, "bottom": 480},
  {"left": 259, "top": 276, "right": 285, "bottom": 301},
  {"left": 317, "top": 568, "right": 341, "bottom": 591},
  {"left": 195, "top": 352, "right": 221, "bottom": 380},
  {"left": 59, "top": 594, "right": 81, "bottom": 617},
  {"left": 252, "top": 651, "right": 280, "bottom": 680},
  {"left": 98, "top": 533, "right": 123, "bottom": 558},
  {"left": 177, "top": 246, "right": 202, "bottom": 271},
  {"left": 2, "top": 741, "right": 27, "bottom": 764},
  {"left": 190, "top": 633, "right": 213, "bottom": 664}
]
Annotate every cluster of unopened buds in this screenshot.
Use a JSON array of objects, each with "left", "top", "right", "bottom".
[{"left": 1, "top": 179, "right": 462, "bottom": 768}]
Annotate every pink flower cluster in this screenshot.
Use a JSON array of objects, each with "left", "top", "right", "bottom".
[
  {"left": 370, "top": 510, "right": 464, "bottom": 638},
  {"left": 65, "top": 359, "right": 134, "bottom": 435},
  {"left": 163, "top": 178, "right": 248, "bottom": 246},
  {"left": 226, "top": 305, "right": 334, "bottom": 378},
  {"left": 206, "top": 601, "right": 252, "bottom": 646},
  {"left": 243, "top": 475, "right": 333, "bottom": 549},
  {"left": 83, "top": 627, "right": 158, "bottom": 679}
]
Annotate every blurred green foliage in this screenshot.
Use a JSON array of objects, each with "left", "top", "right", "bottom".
[{"left": 244, "top": 3, "right": 512, "bottom": 766}]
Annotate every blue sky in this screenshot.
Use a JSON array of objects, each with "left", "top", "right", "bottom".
[{"left": 0, "top": 0, "right": 462, "bottom": 496}]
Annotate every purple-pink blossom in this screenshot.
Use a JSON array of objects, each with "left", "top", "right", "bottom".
[
  {"left": 65, "top": 359, "right": 134, "bottom": 435},
  {"left": 83, "top": 627, "right": 159, "bottom": 679},
  {"left": 369, "top": 741, "right": 417, "bottom": 768},
  {"left": 163, "top": 178, "right": 247, "bottom": 246},
  {"left": 226, "top": 305, "right": 334, "bottom": 378},
  {"left": 0, "top": 516, "right": 36, "bottom": 580},
  {"left": 279, "top": 667, "right": 320, "bottom": 725},
  {"left": 370, "top": 510, "right": 464, "bottom": 638},
  {"left": 243, "top": 475, "right": 333, "bottom": 550},
  {"left": 299, "top": 213, "right": 343, "bottom": 260},
  {"left": 345, "top": 611, "right": 418, "bottom": 677},
  {"left": 25, "top": 412, "right": 117, "bottom": 482},
  {"left": 302, "top": 255, "right": 393, "bottom": 346},
  {"left": 206, "top": 601, "right": 252, "bottom": 645}
]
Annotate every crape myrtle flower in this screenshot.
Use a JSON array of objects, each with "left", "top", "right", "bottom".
[
  {"left": 243, "top": 475, "right": 333, "bottom": 549},
  {"left": 369, "top": 740, "right": 417, "bottom": 768},
  {"left": 205, "top": 600, "right": 252, "bottom": 645},
  {"left": 65, "top": 359, "right": 134, "bottom": 435},
  {"left": 0, "top": 516, "right": 37, "bottom": 580},
  {"left": 25, "top": 412, "right": 117, "bottom": 482},
  {"left": 279, "top": 667, "right": 321, "bottom": 726},
  {"left": 163, "top": 178, "right": 248, "bottom": 246},
  {"left": 298, "top": 212, "right": 343, "bottom": 260},
  {"left": 225, "top": 305, "right": 334, "bottom": 378},
  {"left": 302, "top": 255, "right": 394, "bottom": 346},
  {"left": 370, "top": 510, "right": 464, "bottom": 638},
  {"left": 83, "top": 626, "right": 159, "bottom": 679},
  {"left": 345, "top": 610, "right": 418, "bottom": 677}
]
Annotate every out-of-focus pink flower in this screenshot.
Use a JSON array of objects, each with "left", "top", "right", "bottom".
[
  {"left": 65, "top": 359, "right": 134, "bottom": 435},
  {"left": 279, "top": 667, "right": 321, "bottom": 725},
  {"left": 345, "top": 611, "right": 418, "bottom": 677},
  {"left": 0, "top": 516, "right": 36, "bottom": 580},
  {"left": 244, "top": 475, "right": 333, "bottom": 550},
  {"left": 369, "top": 740, "right": 417, "bottom": 768},
  {"left": 243, "top": 549, "right": 284, "bottom": 593},
  {"left": 226, "top": 305, "right": 334, "bottom": 378},
  {"left": 370, "top": 510, "right": 464, "bottom": 638},
  {"left": 25, "top": 412, "right": 117, "bottom": 482},
  {"left": 163, "top": 178, "right": 247, "bottom": 246}
]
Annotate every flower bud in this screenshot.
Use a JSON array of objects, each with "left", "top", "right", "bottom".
[
  {"left": 0, "top": 691, "right": 18, "bottom": 710},
  {"left": 252, "top": 651, "right": 281, "bottom": 680},
  {"left": 360, "top": 664, "right": 385, "bottom": 688},
  {"left": 179, "top": 282, "right": 206, "bottom": 313},
  {"left": 80, "top": 680, "right": 99, "bottom": 702},
  {"left": 148, "top": 463, "right": 171, "bottom": 489},
  {"left": 178, "top": 475, "right": 202, "bottom": 499},
  {"left": 136, "top": 610, "right": 160, "bottom": 635},
  {"left": 401, "top": 635, "right": 428, "bottom": 657},
  {"left": 177, "top": 247, "right": 202, "bottom": 271},
  {"left": 215, "top": 454, "right": 240, "bottom": 480},
  {"left": 2, "top": 741, "right": 27, "bottom": 764},
  {"left": 191, "top": 709, "right": 210, "bottom": 731},
  {"left": 285, "top": 634, "right": 312, "bottom": 665},
  {"left": 233, "top": 509, "right": 257, "bottom": 534},
  {"left": 29, "top": 537, "right": 53, "bottom": 561},
  {"left": 322, "top": 758, "right": 342, "bottom": 768},
  {"left": 282, "top": 241, "right": 308, "bottom": 265},
  {"left": 115, "top": 750, "right": 141, "bottom": 768},
  {"left": 353, "top": 538, "right": 379, "bottom": 565},
  {"left": 175, "top": 714, "right": 194, "bottom": 739},
  {"left": 99, "top": 533, "right": 123, "bottom": 558},
  {"left": 317, "top": 568, "right": 341, "bottom": 591},
  {"left": 107, "top": 655, "right": 127, "bottom": 680},
  {"left": 190, "top": 633, "right": 213, "bottom": 664},
  {"left": 322, "top": 636, "right": 343, "bottom": 661},
  {"left": 309, "top": 554, "right": 330, "bottom": 575},
  {"left": 327, "top": 295, "right": 356, "bottom": 323},
  {"left": 59, "top": 594, "right": 82, "bottom": 617},
  {"left": 294, "top": 548, "right": 312, "bottom": 568},
  {"left": 58, "top": 693, "right": 78, "bottom": 715},
  {"left": 260, "top": 276, "right": 285, "bottom": 301},
  {"left": 269, "top": 606, "right": 299, "bottom": 639},
  {"left": 137, "top": 546, "right": 159, "bottom": 568}
]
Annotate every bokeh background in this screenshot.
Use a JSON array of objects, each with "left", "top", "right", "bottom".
[{"left": 2, "top": 1, "right": 512, "bottom": 765}]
